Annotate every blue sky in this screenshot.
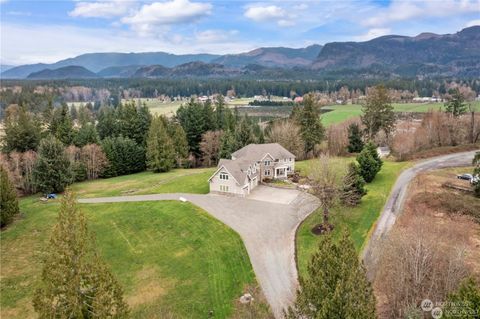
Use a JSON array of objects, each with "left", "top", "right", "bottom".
[{"left": 1, "top": 0, "right": 479, "bottom": 65}]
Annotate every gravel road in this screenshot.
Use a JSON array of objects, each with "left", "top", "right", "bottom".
[{"left": 362, "top": 150, "right": 478, "bottom": 279}]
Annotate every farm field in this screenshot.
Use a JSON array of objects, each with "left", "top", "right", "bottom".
[
  {"left": 295, "top": 159, "right": 411, "bottom": 277},
  {"left": 320, "top": 101, "right": 480, "bottom": 126}
]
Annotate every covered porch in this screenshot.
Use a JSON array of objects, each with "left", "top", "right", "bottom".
[{"left": 274, "top": 165, "right": 288, "bottom": 179}]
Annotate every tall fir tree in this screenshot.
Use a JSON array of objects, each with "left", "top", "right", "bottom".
[
  {"left": 219, "top": 130, "right": 236, "bottom": 159},
  {"left": 33, "top": 136, "right": 72, "bottom": 194},
  {"left": 146, "top": 116, "right": 176, "bottom": 172},
  {"left": 444, "top": 88, "right": 467, "bottom": 117},
  {"left": 287, "top": 231, "right": 376, "bottom": 319},
  {"left": 100, "top": 137, "right": 145, "bottom": 177},
  {"left": 0, "top": 165, "right": 20, "bottom": 227},
  {"left": 235, "top": 115, "right": 255, "bottom": 149},
  {"left": 50, "top": 104, "right": 75, "bottom": 145},
  {"left": 176, "top": 100, "right": 206, "bottom": 158},
  {"left": 73, "top": 123, "right": 99, "bottom": 147},
  {"left": 340, "top": 162, "right": 367, "bottom": 206},
  {"left": 3, "top": 104, "right": 41, "bottom": 153},
  {"left": 97, "top": 106, "right": 118, "bottom": 140},
  {"left": 297, "top": 94, "right": 325, "bottom": 156},
  {"left": 33, "top": 190, "right": 129, "bottom": 318},
  {"left": 361, "top": 85, "right": 395, "bottom": 140},
  {"left": 167, "top": 122, "right": 189, "bottom": 168},
  {"left": 347, "top": 122, "right": 364, "bottom": 153}
]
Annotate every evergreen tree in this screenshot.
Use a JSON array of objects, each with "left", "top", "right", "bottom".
[
  {"left": 219, "top": 130, "right": 236, "bottom": 159},
  {"left": 3, "top": 104, "right": 41, "bottom": 152},
  {"left": 297, "top": 94, "right": 325, "bottom": 156},
  {"left": 235, "top": 115, "right": 255, "bottom": 149},
  {"left": 33, "top": 190, "right": 129, "bottom": 318},
  {"left": 146, "top": 116, "right": 176, "bottom": 172},
  {"left": 202, "top": 100, "right": 216, "bottom": 131},
  {"left": 97, "top": 106, "right": 118, "bottom": 140},
  {"left": 473, "top": 151, "right": 480, "bottom": 198},
  {"left": 214, "top": 95, "right": 227, "bottom": 130},
  {"left": 287, "top": 231, "right": 376, "bottom": 319},
  {"left": 356, "top": 142, "right": 382, "bottom": 183},
  {"left": 362, "top": 85, "right": 395, "bottom": 140},
  {"left": 340, "top": 163, "right": 367, "bottom": 206},
  {"left": 0, "top": 165, "right": 20, "bottom": 227},
  {"left": 176, "top": 100, "right": 206, "bottom": 158},
  {"left": 33, "top": 136, "right": 72, "bottom": 194},
  {"left": 444, "top": 277, "right": 480, "bottom": 319},
  {"left": 168, "top": 122, "right": 189, "bottom": 168},
  {"left": 50, "top": 104, "right": 75, "bottom": 145},
  {"left": 445, "top": 88, "right": 467, "bottom": 117},
  {"left": 117, "top": 102, "right": 152, "bottom": 146},
  {"left": 347, "top": 122, "right": 364, "bottom": 153},
  {"left": 100, "top": 137, "right": 145, "bottom": 177},
  {"left": 74, "top": 123, "right": 99, "bottom": 147}
]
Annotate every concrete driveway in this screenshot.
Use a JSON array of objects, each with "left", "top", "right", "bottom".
[
  {"left": 79, "top": 187, "right": 320, "bottom": 318},
  {"left": 247, "top": 185, "right": 300, "bottom": 204}
]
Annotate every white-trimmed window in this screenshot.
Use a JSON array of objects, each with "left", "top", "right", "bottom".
[
  {"left": 289, "top": 158, "right": 293, "bottom": 162},
  {"left": 287, "top": 166, "right": 291, "bottom": 172},
  {"left": 219, "top": 173, "right": 229, "bottom": 180},
  {"left": 220, "top": 185, "right": 229, "bottom": 192},
  {"left": 264, "top": 160, "right": 271, "bottom": 166},
  {"left": 265, "top": 169, "right": 271, "bottom": 176}
]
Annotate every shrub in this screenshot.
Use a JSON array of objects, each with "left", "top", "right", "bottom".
[
  {"left": 356, "top": 142, "right": 382, "bottom": 183},
  {"left": 0, "top": 165, "right": 20, "bottom": 227}
]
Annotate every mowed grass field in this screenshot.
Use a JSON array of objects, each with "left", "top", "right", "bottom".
[
  {"left": 295, "top": 158, "right": 411, "bottom": 277},
  {"left": 321, "top": 101, "right": 480, "bottom": 126},
  {"left": 70, "top": 167, "right": 215, "bottom": 198},
  {"left": 0, "top": 168, "right": 258, "bottom": 319}
]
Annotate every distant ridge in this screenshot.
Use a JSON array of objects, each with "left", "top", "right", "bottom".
[
  {"left": 27, "top": 66, "right": 98, "bottom": 79},
  {"left": 3, "top": 26, "right": 479, "bottom": 79}
]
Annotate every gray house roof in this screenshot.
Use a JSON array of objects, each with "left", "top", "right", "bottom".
[
  {"left": 215, "top": 158, "right": 257, "bottom": 185},
  {"left": 231, "top": 143, "right": 295, "bottom": 161},
  {"left": 209, "top": 143, "right": 295, "bottom": 186}
]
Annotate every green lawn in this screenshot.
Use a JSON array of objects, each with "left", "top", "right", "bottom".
[
  {"left": 1, "top": 200, "right": 255, "bottom": 318},
  {"left": 70, "top": 167, "right": 215, "bottom": 198},
  {"left": 1, "top": 168, "right": 260, "bottom": 319},
  {"left": 295, "top": 159, "right": 411, "bottom": 277},
  {"left": 320, "top": 101, "right": 480, "bottom": 126}
]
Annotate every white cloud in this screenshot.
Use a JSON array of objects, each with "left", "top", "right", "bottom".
[
  {"left": 195, "top": 29, "right": 238, "bottom": 43},
  {"left": 121, "top": 0, "right": 212, "bottom": 35},
  {"left": 0, "top": 22, "right": 254, "bottom": 65},
  {"left": 69, "top": 0, "right": 134, "bottom": 18},
  {"left": 244, "top": 4, "right": 296, "bottom": 26},
  {"left": 354, "top": 28, "right": 391, "bottom": 41},
  {"left": 466, "top": 19, "right": 480, "bottom": 27},
  {"left": 363, "top": 0, "right": 480, "bottom": 27}
]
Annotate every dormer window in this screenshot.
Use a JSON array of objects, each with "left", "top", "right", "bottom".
[
  {"left": 219, "top": 173, "right": 229, "bottom": 180},
  {"left": 264, "top": 160, "right": 271, "bottom": 166}
]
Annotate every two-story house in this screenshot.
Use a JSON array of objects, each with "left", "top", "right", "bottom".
[{"left": 208, "top": 143, "right": 296, "bottom": 196}]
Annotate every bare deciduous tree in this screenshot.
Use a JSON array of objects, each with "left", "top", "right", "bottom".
[
  {"left": 309, "top": 154, "right": 340, "bottom": 230},
  {"left": 200, "top": 130, "right": 223, "bottom": 167},
  {"left": 375, "top": 218, "right": 469, "bottom": 318},
  {"left": 81, "top": 144, "right": 108, "bottom": 180},
  {"left": 266, "top": 120, "right": 305, "bottom": 159}
]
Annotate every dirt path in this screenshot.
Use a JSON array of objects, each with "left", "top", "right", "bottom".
[
  {"left": 362, "top": 150, "right": 478, "bottom": 279},
  {"left": 79, "top": 187, "right": 320, "bottom": 318}
]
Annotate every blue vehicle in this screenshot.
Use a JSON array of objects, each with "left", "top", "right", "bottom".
[{"left": 46, "top": 193, "right": 57, "bottom": 199}]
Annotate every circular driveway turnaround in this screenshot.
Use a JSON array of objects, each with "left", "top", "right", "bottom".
[
  {"left": 362, "top": 150, "right": 479, "bottom": 279},
  {"left": 79, "top": 186, "right": 320, "bottom": 318}
]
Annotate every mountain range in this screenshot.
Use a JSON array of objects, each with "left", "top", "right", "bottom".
[{"left": 2, "top": 26, "right": 479, "bottom": 79}]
